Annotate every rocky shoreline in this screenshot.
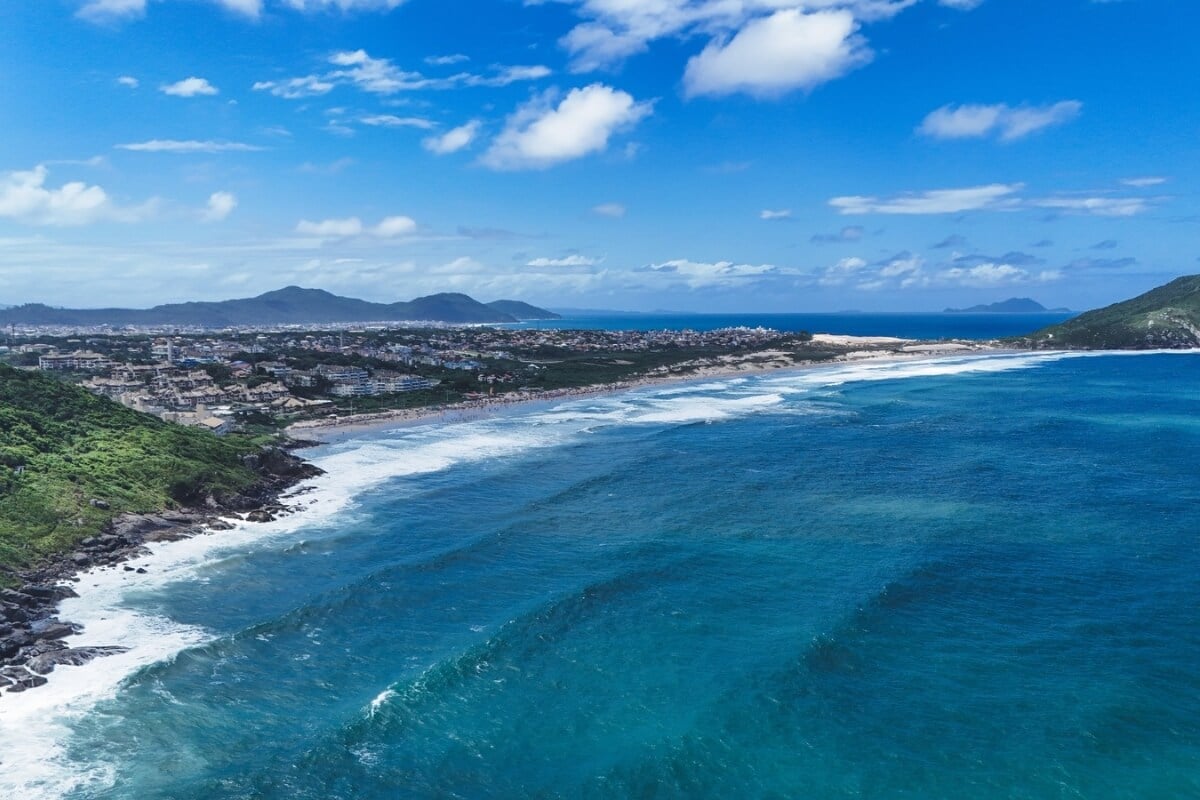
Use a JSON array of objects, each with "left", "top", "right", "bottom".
[{"left": 0, "top": 444, "right": 323, "bottom": 698}]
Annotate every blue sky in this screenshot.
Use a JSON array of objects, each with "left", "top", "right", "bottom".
[{"left": 0, "top": 0, "right": 1195, "bottom": 312}]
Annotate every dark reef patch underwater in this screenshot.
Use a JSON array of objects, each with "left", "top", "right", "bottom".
[{"left": 4, "top": 351, "right": 1200, "bottom": 799}]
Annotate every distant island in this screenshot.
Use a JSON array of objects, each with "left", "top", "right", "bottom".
[
  {"left": 1025, "top": 275, "right": 1200, "bottom": 349},
  {"left": 0, "top": 286, "right": 561, "bottom": 328},
  {"left": 945, "top": 298, "right": 1071, "bottom": 314}
]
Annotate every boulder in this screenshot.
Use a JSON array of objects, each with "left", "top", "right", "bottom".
[
  {"left": 71, "top": 552, "right": 91, "bottom": 567},
  {"left": 27, "top": 646, "right": 128, "bottom": 675}
]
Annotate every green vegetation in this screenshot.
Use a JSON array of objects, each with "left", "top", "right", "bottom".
[
  {"left": 1023, "top": 275, "right": 1200, "bottom": 349},
  {"left": 0, "top": 365, "right": 261, "bottom": 577}
]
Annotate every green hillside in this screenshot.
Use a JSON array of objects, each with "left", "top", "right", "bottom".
[
  {"left": 0, "top": 365, "right": 262, "bottom": 576},
  {"left": 1025, "top": 275, "right": 1200, "bottom": 349}
]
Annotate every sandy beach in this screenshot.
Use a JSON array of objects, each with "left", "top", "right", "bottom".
[{"left": 287, "top": 340, "right": 1003, "bottom": 440}]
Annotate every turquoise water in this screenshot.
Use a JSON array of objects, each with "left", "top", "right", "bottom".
[{"left": 6, "top": 352, "right": 1200, "bottom": 798}]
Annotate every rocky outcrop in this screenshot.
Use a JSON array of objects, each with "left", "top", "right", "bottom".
[{"left": 0, "top": 443, "right": 323, "bottom": 698}]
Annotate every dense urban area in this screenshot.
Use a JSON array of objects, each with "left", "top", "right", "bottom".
[{"left": 0, "top": 323, "right": 820, "bottom": 435}]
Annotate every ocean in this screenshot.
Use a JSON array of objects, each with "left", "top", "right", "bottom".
[{"left": 4, "top": 348, "right": 1200, "bottom": 798}]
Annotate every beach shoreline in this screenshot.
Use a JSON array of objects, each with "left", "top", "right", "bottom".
[{"left": 287, "top": 341, "right": 1009, "bottom": 441}]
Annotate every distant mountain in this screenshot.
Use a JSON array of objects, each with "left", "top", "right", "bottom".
[
  {"left": 485, "top": 300, "right": 562, "bottom": 320},
  {"left": 0, "top": 287, "right": 559, "bottom": 327},
  {"left": 945, "top": 298, "right": 1069, "bottom": 313},
  {"left": 1025, "top": 275, "right": 1200, "bottom": 349}
]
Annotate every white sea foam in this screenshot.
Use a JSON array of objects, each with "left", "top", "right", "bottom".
[{"left": 3, "top": 348, "right": 1192, "bottom": 797}]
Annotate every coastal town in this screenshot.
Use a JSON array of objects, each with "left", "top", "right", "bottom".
[{"left": 0, "top": 323, "right": 833, "bottom": 434}]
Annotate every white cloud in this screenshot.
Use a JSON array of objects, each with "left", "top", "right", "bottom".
[
  {"left": 819, "top": 256, "right": 868, "bottom": 286},
  {"left": 252, "top": 76, "right": 335, "bottom": 99},
  {"left": 358, "top": 114, "right": 436, "bottom": 129},
  {"left": 527, "top": 255, "right": 600, "bottom": 267},
  {"left": 0, "top": 165, "right": 152, "bottom": 226},
  {"left": 561, "top": 23, "right": 650, "bottom": 73},
  {"left": 423, "top": 121, "right": 481, "bottom": 155},
  {"left": 117, "top": 75, "right": 139, "bottom": 89},
  {"left": 116, "top": 139, "right": 266, "bottom": 153},
  {"left": 77, "top": 0, "right": 146, "bottom": 22},
  {"left": 373, "top": 215, "right": 417, "bottom": 237},
  {"left": 426, "top": 54, "right": 470, "bottom": 66},
  {"left": 1121, "top": 176, "right": 1168, "bottom": 188},
  {"left": 260, "top": 50, "right": 550, "bottom": 100},
  {"left": 203, "top": 191, "right": 238, "bottom": 222},
  {"left": 831, "top": 183, "right": 1023, "bottom": 215},
  {"left": 919, "top": 101, "right": 1082, "bottom": 141},
  {"left": 593, "top": 202, "right": 626, "bottom": 218},
  {"left": 296, "top": 217, "right": 364, "bottom": 237},
  {"left": 1031, "top": 196, "right": 1150, "bottom": 217},
  {"left": 295, "top": 214, "right": 417, "bottom": 238},
  {"left": 465, "top": 65, "right": 553, "bottom": 87},
  {"left": 760, "top": 209, "right": 792, "bottom": 220},
  {"left": 684, "top": 10, "right": 872, "bottom": 99},
  {"left": 551, "top": 0, "right": 927, "bottom": 74},
  {"left": 281, "top": 0, "right": 406, "bottom": 10},
  {"left": 214, "top": 0, "right": 262, "bottom": 16},
  {"left": 481, "top": 84, "right": 652, "bottom": 171},
  {"left": 161, "top": 77, "right": 220, "bottom": 97},
  {"left": 642, "top": 258, "right": 780, "bottom": 288}
]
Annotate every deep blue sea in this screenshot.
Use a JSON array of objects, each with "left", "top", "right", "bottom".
[
  {"left": 512, "top": 312, "right": 1075, "bottom": 340},
  {"left": 5, "top": 350, "right": 1200, "bottom": 799}
]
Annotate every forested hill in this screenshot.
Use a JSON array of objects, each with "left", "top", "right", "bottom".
[
  {"left": 1024, "top": 275, "right": 1200, "bottom": 349},
  {"left": 0, "top": 365, "right": 262, "bottom": 576},
  {"left": 0, "top": 287, "right": 561, "bottom": 327}
]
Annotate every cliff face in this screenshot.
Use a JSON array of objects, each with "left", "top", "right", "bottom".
[{"left": 1024, "top": 276, "right": 1200, "bottom": 349}]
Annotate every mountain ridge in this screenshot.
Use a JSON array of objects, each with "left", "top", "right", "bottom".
[{"left": 0, "top": 287, "right": 561, "bottom": 327}]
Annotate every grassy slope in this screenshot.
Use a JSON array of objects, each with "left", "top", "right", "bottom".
[
  {"left": 1028, "top": 275, "right": 1200, "bottom": 348},
  {"left": 0, "top": 365, "right": 261, "bottom": 574}
]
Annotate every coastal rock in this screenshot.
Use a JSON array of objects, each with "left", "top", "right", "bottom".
[
  {"left": 31, "top": 621, "right": 78, "bottom": 641},
  {"left": 23, "top": 584, "right": 77, "bottom": 602},
  {"left": 26, "top": 646, "right": 129, "bottom": 675},
  {"left": 71, "top": 552, "right": 91, "bottom": 567},
  {"left": 246, "top": 510, "right": 275, "bottom": 523}
]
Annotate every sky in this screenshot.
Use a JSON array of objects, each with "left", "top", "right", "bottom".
[{"left": 0, "top": 0, "right": 1196, "bottom": 312}]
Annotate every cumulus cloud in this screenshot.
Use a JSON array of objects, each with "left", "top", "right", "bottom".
[
  {"left": 552, "top": 0, "right": 925, "bottom": 74},
  {"left": 161, "top": 77, "right": 220, "bottom": 97},
  {"left": 373, "top": 215, "right": 418, "bottom": 237},
  {"left": 116, "top": 139, "right": 265, "bottom": 153},
  {"left": 203, "top": 191, "right": 237, "bottom": 222},
  {"left": 760, "top": 209, "right": 792, "bottom": 220},
  {"left": 0, "top": 165, "right": 152, "bottom": 226},
  {"left": 423, "top": 121, "right": 481, "bottom": 155},
  {"left": 685, "top": 10, "right": 872, "bottom": 99},
  {"left": 117, "top": 75, "right": 139, "bottom": 89},
  {"left": 919, "top": 101, "right": 1082, "bottom": 141},
  {"left": 593, "top": 202, "right": 626, "bottom": 218},
  {"left": 831, "top": 183, "right": 1023, "bottom": 215},
  {"left": 481, "top": 84, "right": 652, "bottom": 171},
  {"left": 295, "top": 214, "right": 416, "bottom": 238}
]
